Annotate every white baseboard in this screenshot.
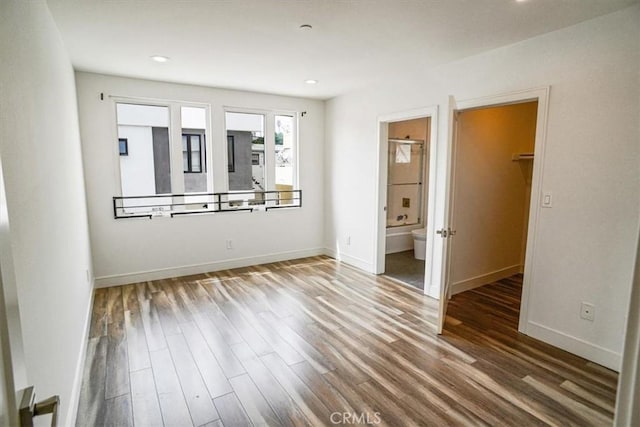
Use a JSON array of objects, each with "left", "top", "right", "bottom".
[
  {"left": 526, "top": 321, "right": 621, "bottom": 372},
  {"left": 95, "top": 248, "right": 325, "bottom": 287},
  {"left": 67, "top": 281, "right": 95, "bottom": 426},
  {"left": 323, "top": 248, "right": 374, "bottom": 273},
  {"left": 451, "top": 264, "right": 523, "bottom": 295}
]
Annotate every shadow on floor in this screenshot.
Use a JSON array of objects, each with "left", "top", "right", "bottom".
[{"left": 384, "top": 250, "right": 425, "bottom": 290}]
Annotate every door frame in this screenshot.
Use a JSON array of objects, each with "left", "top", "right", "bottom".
[
  {"left": 374, "top": 106, "right": 439, "bottom": 296},
  {"left": 442, "top": 87, "right": 550, "bottom": 333}
]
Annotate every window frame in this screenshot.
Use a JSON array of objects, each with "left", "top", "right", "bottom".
[
  {"left": 110, "top": 97, "right": 301, "bottom": 216},
  {"left": 273, "top": 112, "right": 299, "bottom": 191},
  {"left": 227, "top": 135, "right": 235, "bottom": 173},
  {"left": 223, "top": 107, "right": 299, "bottom": 193},
  {"left": 113, "top": 100, "right": 173, "bottom": 199},
  {"left": 111, "top": 97, "right": 213, "bottom": 198},
  {"left": 118, "top": 138, "right": 129, "bottom": 156},
  {"left": 182, "top": 132, "right": 205, "bottom": 174}
]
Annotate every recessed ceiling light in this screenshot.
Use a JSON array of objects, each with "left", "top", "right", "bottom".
[
  {"left": 305, "top": 79, "right": 318, "bottom": 85},
  {"left": 150, "top": 55, "right": 170, "bottom": 63},
  {"left": 299, "top": 24, "right": 313, "bottom": 30}
]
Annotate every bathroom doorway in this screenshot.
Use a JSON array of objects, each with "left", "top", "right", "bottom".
[{"left": 384, "top": 119, "right": 429, "bottom": 290}]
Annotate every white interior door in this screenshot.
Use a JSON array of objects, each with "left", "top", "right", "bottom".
[
  {"left": 0, "top": 322, "right": 10, "bottom": 427},
  {"left": 436, "top": 96, "right": 459, "bottom": 334},
  {"left": 0, "top": 156, "right": 28, "bottom": 425}
]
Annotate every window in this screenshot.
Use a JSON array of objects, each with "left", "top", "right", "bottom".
[
  {"left": 118, "top": 138, "right": 128, "bottom": 156},
  {"left": 115, "top": 102, "right": 211, "bottom": 199},
  {"left": 181, "top": 106, "right": 209, "bottom": 193},
  {"left": 227, "top": 136, "right": 235, "bottom": 172},
  {"left": 251, "top": 153, "right": 260, "bottom": 166},
  {"left": 116, "top": 103, "right": 171, "bottom": 196},
  {"left": 113, "top": 99, "right": 299, "bottom": 218},
  {"left": 225, "top": 111, "right": 265, "bottom": 193},
  {"left": 275, "top": 115, "right": 295, "bottom": 204},
  {"left": 182, "top": 134, "right": 203, "bottom": 173}
]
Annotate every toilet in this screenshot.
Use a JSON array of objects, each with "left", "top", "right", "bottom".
[{"left": 411, "top": 228, "right": 427, "bottom": 260}]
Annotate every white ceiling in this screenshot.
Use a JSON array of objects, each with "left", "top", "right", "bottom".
[{"left": 47, "top": 0, "right": 637, "bottom": 100}]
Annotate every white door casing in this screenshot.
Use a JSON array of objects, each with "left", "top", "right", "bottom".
[
  {"left": 375, "top": 106, "right": 439, "bottom": 296},
  {"left": 435, "top": 87, "right": 550, "bottom": 335}
]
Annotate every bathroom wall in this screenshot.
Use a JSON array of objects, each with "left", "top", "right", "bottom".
[
  {"left": 386, "top": 118, "right": 430, "bottom": 254},
  {"left": 389, "top": 118, "right": 429, "bottom": 141},
  {"left": 450, "top": 101, "right": 537, "bottom": 293}
]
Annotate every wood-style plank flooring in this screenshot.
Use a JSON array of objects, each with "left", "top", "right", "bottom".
[{"left": 76, "top": 257, "right": 618, "bottom": 426}]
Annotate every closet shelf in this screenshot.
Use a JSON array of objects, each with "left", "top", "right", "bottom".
[{"left": 512, "top": 152, "right": 534, "bottom": 161}]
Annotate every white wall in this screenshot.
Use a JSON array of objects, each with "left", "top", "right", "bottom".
[
  {"left": 0, "top": 1, "right": 94, "bottom": 425},
  {"left": 325, "top": 6, "right": 640, "bottom": 370},
  {"left": 76, "top": 72, "right": 324, "bottom": 285}
]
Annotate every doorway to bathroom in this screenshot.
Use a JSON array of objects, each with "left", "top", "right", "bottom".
[
  {"left": 373, "top": 106, "right": 439, "bottom": 297},
  {"left": 384, "top": 119, "right": 429, "bottom": 290}
]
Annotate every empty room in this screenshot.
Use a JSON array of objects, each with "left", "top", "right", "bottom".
[{"left": 1, "top": 1, "right": 639, "bottom": 426}]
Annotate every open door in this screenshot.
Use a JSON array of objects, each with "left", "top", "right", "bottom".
[
  {"left": 0, "top": 156, "right": 59, "bottom": 425},
  {"left": 0, "top": 316, "right": 11, "bottom": 427},
  {"left": 436, "top": 96, "right": 459, "bottom": 334},
  {"left": 0, "top": 155, "right": 26, "bottom": 425}
]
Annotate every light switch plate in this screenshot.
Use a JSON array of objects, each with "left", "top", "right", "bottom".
[{"left": 542, "top": 191, "right": 553, "bottom": 208}]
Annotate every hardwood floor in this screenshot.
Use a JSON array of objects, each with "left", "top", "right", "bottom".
[{"left": 76, "top": 257, "right": 618, "bottom": 426}]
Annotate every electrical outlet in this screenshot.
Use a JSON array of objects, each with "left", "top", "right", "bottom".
[
  {"left": 580, "top": 302, "right": 595, "bottom": 321},
  {"left": 226, "top": 239, "right": 233, "bottom": 250},
  {"left": 346, "top": 236, "right": 351, "bottom": 246},
  {"left": 402, "top": 198, "right": 411, "bottom": 208}
]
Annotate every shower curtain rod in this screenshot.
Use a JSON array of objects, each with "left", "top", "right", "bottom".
[{"left": 388, "top": 138, "right": 424, "bottom": 144}]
